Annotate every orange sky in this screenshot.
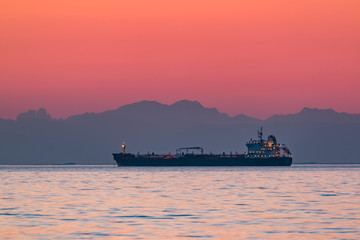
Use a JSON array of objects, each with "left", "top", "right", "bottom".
[{"left": 1, "top": 0, "right": 360, "bottom": 119}]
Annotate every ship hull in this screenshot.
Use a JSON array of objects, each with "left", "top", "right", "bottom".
[{"left": 113, "top": 154, "right": 292, "bottom": 166}]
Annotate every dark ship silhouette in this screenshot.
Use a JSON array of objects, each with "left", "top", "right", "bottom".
[{"left": 113, "top": 128, "right": 292, "bottom": 166}]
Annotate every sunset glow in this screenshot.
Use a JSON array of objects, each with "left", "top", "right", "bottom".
[{"left": 1, "top": 0, "right": 359, "bottom": 119}]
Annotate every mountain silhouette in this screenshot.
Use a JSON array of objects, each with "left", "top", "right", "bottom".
[{"left": 0, "top": 100, "right": 359, "bottom": 164}]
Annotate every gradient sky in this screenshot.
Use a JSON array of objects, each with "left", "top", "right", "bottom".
[{"left": 1, "top": 0, "right": 360, "bottom": 119}]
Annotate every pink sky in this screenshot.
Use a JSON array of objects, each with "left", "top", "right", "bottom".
[{"left": 1, "top": 0, "right": 360, "bottom": 119}]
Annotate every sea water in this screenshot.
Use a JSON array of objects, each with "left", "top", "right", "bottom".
[{"left": 0, "top": 165, "right": 359, "bottom": 239}]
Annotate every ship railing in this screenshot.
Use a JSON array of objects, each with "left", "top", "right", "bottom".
[
  {"left": 137, "top": 153, "right": 246, "bottom": 158},
  {"left": 141, "top": 154, "right": 173, "bottom": 158},
  {"left": 184, "top": 153, "right": 245, "bottom": 158}
]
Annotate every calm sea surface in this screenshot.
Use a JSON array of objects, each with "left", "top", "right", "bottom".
[{"left": 1, "top": 165, "right": 360, "bottom": 239}]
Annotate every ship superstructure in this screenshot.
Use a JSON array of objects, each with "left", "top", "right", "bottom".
[{"left": 246, "top": 127, "right": 292, "bottom": 159}]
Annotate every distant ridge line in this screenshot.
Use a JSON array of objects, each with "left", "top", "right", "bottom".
[{"left": 2, "top": 100, "right": 358, "bottom": 122}]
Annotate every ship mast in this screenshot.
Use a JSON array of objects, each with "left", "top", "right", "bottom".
[
  {"left": 122, "top": 142, "right": 126, "bottom": 154},
  {"left": 258, "top": 127, "right": 263, "bottom": 141}
]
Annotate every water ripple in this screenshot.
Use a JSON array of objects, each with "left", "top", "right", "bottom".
[{"left": 0, "top": 164, "right": 359, "bottom": 239}]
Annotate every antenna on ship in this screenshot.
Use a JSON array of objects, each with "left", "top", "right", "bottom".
[
  {"left": 258, "top": 127, "right": 263, "bottom": 141},
  {"left": 122, "top": 142, "right": 126, "bottom": 154}
]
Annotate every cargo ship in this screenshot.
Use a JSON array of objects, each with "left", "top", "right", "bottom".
[{"left": 112, "top": 128, "right": 292, "bottom": 166}]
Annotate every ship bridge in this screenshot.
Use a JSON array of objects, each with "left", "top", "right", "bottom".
[{"left": 246, "top": 128, "right": 291, "bottom": 159}]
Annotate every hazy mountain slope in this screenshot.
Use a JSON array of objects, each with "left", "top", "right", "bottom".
[
  {"left": 264, "top": 108, "right": 360, "bottom": 163},
  {"left": 0, "top": 101, "right": 359, "bottom": 164}
]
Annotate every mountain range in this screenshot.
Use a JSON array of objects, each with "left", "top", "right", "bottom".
[{"left": 1, "top": 100, "right": 359, "bottom": 164}]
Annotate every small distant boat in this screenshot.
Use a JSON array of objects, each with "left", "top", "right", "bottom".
[{"left": 112, "top": 128, "right": 292, "bottom": 166}]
